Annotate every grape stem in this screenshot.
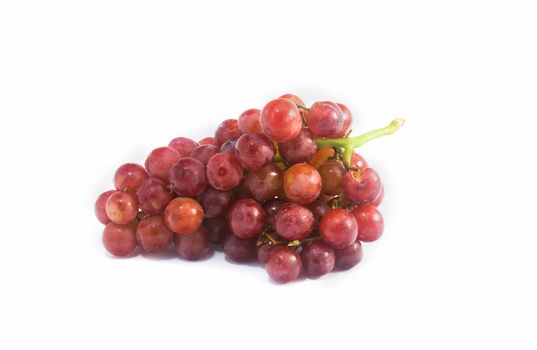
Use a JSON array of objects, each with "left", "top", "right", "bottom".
[{"left": 316, "top": 118, "right": 405, "bottom": 167}]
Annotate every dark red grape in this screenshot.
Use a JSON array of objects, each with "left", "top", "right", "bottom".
[
  {"left": 175, "top": 227, "right": 211, "bottom": 260},
  {"left": 95, "top": 190, "right": 116, "bottom": 224},
  {"left": 164, "top": 197, "right": 204, "bottom": 234},
  {"left": 307, "top": 101, "right": 344, "bottom": 137},
  {"left": 278, "top": 128, "right": 317, "bottom": 164},
  {"left": 106, "top": 191, "right": 139, "bottom": 225},
  {"left": 191, "top": 144, "right": 219, "bottom": 165},
  {"left": 169, "top": 157, "right": 207, "bottom": 197},
  {"left": 199, "top": 137, "right": 217, "bottom": 146},
  {"left": 265, "top": 246, "right": 302, "bottom": 283},
  {"left": 204, "top": 218, "right": 229, "bottom": 246},
  {"left": 342, "top": 167, "right": 382, "bottom": 204},
  {"left": 308, "top": 199, "right": 330, "bottom": 228},
  {"left": 144, "top": 146, "right": 181, "bottom": 181},
  {"left": 223, "top": 233, "right": 256, "bottom": 262},
  {"left": 168, "top": 137, "right": 198, "bottom": 158},
  {"left": 238, "top": 108, "right": 262, "bottom": 134},
  {"left": 114, "top": 163, "right": 149, "bottom": 192},
  {"left": 136, "top": 178, "right": 173, "bottom": 214},
  {"left": 256, "top": 243, "right": 275, "bottom": 264},
  {"left": 351, "top": 204, "right": 384, "bottom": 242},
  {"left": 227, "top": 199, "right": 265, "bottom": 239},
  {"left": 198, "top": 186, "right": 234, "bottom": 219},
  {"left": 260, "top": 98, "right": 302, "bottom": 142},
  {"left": 335, "top": 103, "right": 352, "bottom": 137},
  {"left": 103, "top": 222, "right": 138, "bottom": 257},
  {"left": 273, "top": 202, "right": 314, "bottom": 241},
  {"left": 215, "top": 119, "right": 241, "bottom": 147},
  {"left": 318, "top": 160, "right": 345, "bottom": 196},
  {"left": 335, "top": 240, "right": 363, "bottom": 270},
  {"left": 263, "top": 199, "right": 284, "bottom": 226},
  {"left": 371, "top": 186, "right": 384, "bottom": 207},
  {"left": 136, "top": 215, "right": 173, "bottom": 253},
  {"left": 220, "top": 138, "right": 238, "bottom": 154},
  {"left": 283, "top": 163, "right": 322, "bottom": 205},
  {"left": 206, "top": 153, "right": 243, "bottom": 191},
  {"left": 235, "top": 133, "right": 275, "bottom": 170},
  {"left": 319, "top": 208, "right": 358, "bottom": 249},
  {"left": 301, "top": 241, "right": 335, "bottom": 277},
  {"left": 243, "top": 163, "right": 283, "bottom": 202}
]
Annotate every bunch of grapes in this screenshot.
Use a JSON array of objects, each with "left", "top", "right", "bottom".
[{"left": 95, "top": 94, "right": 404, "bottom": 283}]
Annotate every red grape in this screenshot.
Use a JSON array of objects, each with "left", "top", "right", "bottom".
[
  {"left": 283, "top": 163, "right": 322, "bottom": 205},
  {"left": 351, "top": 204, "right": 384, "bottom": 242},
  {"left": 220, "top": 138, "right": 238, "bottom": 154},
  {"left": 169, "top": 157, "right": 207, "bottom": 197},
  {"left": 136, "top": 215, "right": 173, "bottom": 253},
  {"left": 278, "top": 128, "right": 317, "bottom": 164},
  {"left": 227, "top": 199, "right": 265, "bottom": 239},
  {"left": 215, "top": 119, "right": 241, "bottom": 147},
  {"left": 168, "top": 137, "right": 198, "bottom": 158},
  {"left": 371, "top": 186, "right": 384, "bottom": 207},
  {"left": 351, "top": 152, "right": 368, "bottom": 169},
  {"left": 238, "top": 108, "right": 262, "bottom": 134},
  {"left": 342, "top": 167, "right": 382, "bottom": 204},
  {"left": 103, "top": 222, "right": 138, "bottom": 257},
  {"left": 308, "top": 199, "right": 330, "bottom": 228},
  {"left": 307, "top": 101, "right": 344, "bottom": 137},
  {"left": 204, "top": 218, "right": 228, "bottom": 246},
  {"left": 199, "top": 137, "right": 217, "bottom": 146},
  {"left": 164, "top": 197, "right": 204, "bottom": 235},
  {"left": 335, "top": 240, "right": 363, "bottom": 270},
  {"left": 197, "top": 186, "right": 234, "bottom": 219},
  {"left": 95, "top": 190, "right": 116, "bottom": 224},
  {"left": 206, "top": 153, "right": 243, "bottom": 191},
  {"left": 318, "top": 160, "right": 345, "bottom": 196},
  {"left": 243, "top": 163, "right": 283, "bottom": 202},
  {"left": 106, "top": 191, "right": 139, "bottom": 225},
  {"left": 265, "top": 246, "right": 302, "bottom": 283},
  {"left": 301, "top": 241, "right": 335, "bottom": 277},
  {"left": 114, "top": 163, "right": 149, "bottom": 192},
  {"left": 256, "top": 243, "right": 275, "bottom": 264},
  {"left": 136, "top": 178, "right": 173, "bottom": 214},
  {"left": 144, "top": 146, "right": 181, "bottom": 181},
  {"left": 335, "top": 103, "right": 352, "bottom": 137},
  {"left": 263, "top": 199, "right": 284, "bottom": 226},
  {"left": 235, "top": 133, "right": 275, "bottom": 170},
  {"left": 278, "top": 93, "right": 305, "bottom": 107},
  {"left": 319, "top": 208, "right": 358, "bottom": 249},
  {"left": 191, "top": 144, "right": 219, "bottom": 165},
  {"left": 223, "top": 233, "right": 256, "bottom": 262},
  {"left": 175, "top": 227, "right": 211, "bottom": 260},
  {"left": 260, "top": 98, "right": 302, "bottom": 142},
  {"left": 274, "top": 202, "right": 314, "bottom": 241}
]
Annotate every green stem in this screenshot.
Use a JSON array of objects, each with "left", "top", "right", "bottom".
[{"left": 316, "top": 118, "right": 405, "bottom": 167}]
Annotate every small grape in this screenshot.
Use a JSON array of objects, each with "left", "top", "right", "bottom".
[
  {"left": 220, "top": 138, "right": 238, "bottom": 154},
  {"left": 263, "top": 199, "right": 284, "bottom": 226},
  {"left": 335, "top": 103, "right": 352, "bottom": 137},
  {"left": 278, "top": 128, "right": 317, "bottom": 164},
  {"left": 235, "top": 133, "right": 275, "bottom": 170},
  {"left": 238, "top": 108, "right": 262, "bottom": 134},
  {"left": 95, "top": 190, "right": 117, "bottom": 224},
  {"left": 191, "top": 144, "right": 219, "bottom": 165},
  {"left": 114, "top": 163, "right": 149, "bottom": 192},
  {"left": 215, "top": 119, "right": 241, "bottom": 147},
  {"left": 105, "top": 191, "right": 139, "bottom": 225},
  {"left": 334, "top": 240, "right": 363, "bottom": 270},
  {"left": 243, "top": 163, "right": 283, "bottom": 202},
  {"left": 265, "top": 246, "right": 302, "bottom": 283},
  {"left": 273, "top": 202, "right": 314, "bottom": 241},
  {"left": 169, "top": 157, "right": 207, "bottom": 197},
  {"left": 197, "top": 186, "right": 234, "bottom": 219},
  {"left": 260, "top": 98, "right": 302, "bottom": 142},
  {"left": 342, "top": 167, "right": 382, "bottom": 204},
  {"left": 136, "top": 215, "right": 173, "bottom": 253},
  {"left": 175, "top": 226, "right": 211, "bottom": 260},
  {"left": 136, "top": 178, "right": 173, "bottom": 215},
  {"left": 283, "top": 163, "right": 322, "bottom": 205},
  {"left": 145, "top": 147, "right": 181, "bottom": 181},
  {"left": 164, "top": 197, "right": 204, "bottom": 234},
  {"left": 319, "top": 208, "right": 358, "bottom": 249},
  {"left": 278, "top": 93, "right": 305, "bottom": 107},
  {"left": 351, "top": 204, "right": 384, "bottom": 242},
  {"left": 227, "top": 199, "right": 265, "bottom": 239},
  {"left": 204, "top": 218, "right": 229, "bottom": 246},
  {"left": 168, "top": 137, "right": 199, "bottom": 158},
  {"left": 351, "top": 152, "right": 368, "bottom": 169},
  {"left": 256, "top": 243, "right": 275, "bottom": 264},
  {"left": 301, "top": 241, "right": 335, "bottom": 277},
  {"left": 199, "top": 137, "right": 217, "bottom": 146},
  {"left": 318, "top": 160, "right": 345, "bottom": 196},
  {"left": 223, "top": 233, "right": 256, "bottom": 262},
  {"left": 103, "top": 222, "right": 138, "bottom": 257},
  {"left": 206, "top": 153, "right": 243, "bottom": 191},
  {"left": 371, "top": 186, "right": 384, "bottom": 207},
  {"left": 307, "top": 101, "right": 344, "bottom": 137}
]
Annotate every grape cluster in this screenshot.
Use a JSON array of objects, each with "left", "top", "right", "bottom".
[{"left": 95, "top": 94, "right": 404, "bottom": 283}]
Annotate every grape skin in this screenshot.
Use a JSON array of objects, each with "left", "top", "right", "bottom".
[
  {"left": 103, "top": 222, "right": 138, "bottom": 257},
  {"left": 265, "top": 246, "right": 302, "bottom": 283},
  {"left": 283, "top": 163, "right": 322, "bottom": 205},
  {"left": 144, "top": 146, "right": 181, "bottom": 181},
  {"left": 105, "top": 191, "right": 139, "bottom": 225},
  {"left": 136, "top": 215, "right": 173, "bottom": 253},
  {"left": 95, "top": 190, "right": 117, "bottom": 225}
]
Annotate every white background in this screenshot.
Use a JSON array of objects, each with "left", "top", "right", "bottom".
[{"left": 1, "top": 1, "right": 536, "bottom": 349}]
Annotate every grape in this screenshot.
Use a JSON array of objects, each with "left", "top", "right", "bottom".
[
  {"left": 263, "top": 199, "right": 283, "bottom": 226},
  {"left": 274, "top": 202, "right": 314, "bottom": 241},
  {"left": 169, "top": 157, "right": 207, "bottom": 197},
  {"left": 278, "top": 93, "right": 305, "bottom": 107},
  {"left": 238, "top": 108, "right": 262, "bottom": 134},
  {"left": 227, "top": 198, "right": 265, "bottom": 239},
  {"left": 278, "top": 128, "right": 317, "bottom": 164},
  {"left": 204, "top": 218, "right": 228, "bottom": 246},
  {"left": 235, "top": 133, "right": 275, "bottom": 170},
  {"left": 319, "top": 208, "right": 358, "bottom": 249},
  {"left": 220, "top": 138, "right": 238, "bottom": 154},
  {"left": 136, "top": 178, "right": 173, "bottom": 214},
  {"left": 168, "top": 137, "right": 198, "bottom": 158},
  {"left": 197, "top": 186, "right": 234, "bottom": 219},
  {"left": 342, "top": 167, "right": 382, "bottom": 204},
  {"left": 351, "top": 152, "right": 368, "bottom": 169},
  {"left": 308, "top": 199, "right": 330, "bottom": 228},
  {"left": 256, "top": 243, "right": 274, "bottom": 264},
  {"left": 260, "top": 98, "right": 302, "bottom": 142},
  {"left": 335, "top": 240, "right": 363, "bottom": 270},
  {"left": 223, "top": 233, "right": 256, "bottom": 262},
  {"left": 164, "top": 197, "right": 204, "bottom": 234},
  {"left": 206, "top": 153, "right": 243, "bottom": 191},
  {"left": 351, "top": 204, "right": 384, "bottom": 242},
  {"left": 136, "top": 215, "right": 173, "bottom": 253},
  {"left": 191, "top": 144, "right": 219, "bottom": 165},
  {"left": 283, "top": 163, "right": 322, "bottom": 205},
  {"left": 301, "top": 241, "right": 335, "bottom": 277},
  {"left": 114, "top": 163, "right": 149, "bottom": 192},
  {"left": 243, "top": 163, "right": 283, "bottom": 202},
  {"left": 318, "top": 160, "right": 345, "bottom": 196},
  {"left": 307, "top": 101, "right": 344, "bottom": 137},
  {"left": 371, "top": 186, "right": 384, "bottom": 207},
  {"left": 215, "top": 119, "right": 241, "bottom": 147},
  {"left": 145, "top": 146, "right": 181, "bottom": 181},
  {"left": 95, "top": 190, "right": 117, "bottom": 224},
  {"left": 105, "top": 191, "right": 139, "bottom": 225},
  {"left": 265, "top": 246, "right": 302, "bottom": 283},
  {"left": 175, "top": 226, "right": 211, "bottom": 260},
  {"left": 103, "top": 222, "right": 138, "bottom": 257},
  {"left": 199, "top": 137, "right": 217, "bottom": 146},
  {"left": 335, "top": 103, "right": 352, "bottom": 137}
]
